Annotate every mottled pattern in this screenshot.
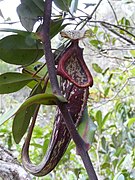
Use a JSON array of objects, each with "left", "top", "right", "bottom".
[
  {"left": 22, "top": 39, "right": 92, "bottom": 176},
  {"left": 65, "top": 53, "right": 88, "bottom": 85},
  {"left": 60, "top": 30, "right": 86, "bottom": 40},
  {"left": 36, "top": 79, "right": 89, "bottom": 176}
]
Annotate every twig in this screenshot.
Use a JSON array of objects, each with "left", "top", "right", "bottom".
[
  {"left": 101, "top": 23, "right": 135, "bottom": 45},
  {"left": 91, "top": 77, "right": 132, "bottom": 110},
  {"left": 42, "top": 0, "right": 98, "bottom": 179},
  {"left": 107, "top": 0, "right": 119, "bottom": 25},
  {"left": 80, "top": 0, "right": 103, "bottom": 29},
  {"left": 89, "top": 20, "right": 135, "bottom": 39}
]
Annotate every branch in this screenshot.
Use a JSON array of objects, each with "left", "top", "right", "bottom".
[
  {"left": 80, "top": 0, "right": 103, "bottom": 29},
  {"left": 0, "top": 146, "right": 31, "bottom": 180},
  {"left": 91, "top": 77, "right": 133, "bottom": 110},
  {"left": 107, "top": 0, "right": 119, "bottom": 24},
  {"left": 89, "top": 20, "right": 135, "bottom": 44},
  {"left": 42, "top": 1, "right": 98, "bottom": 179},
  {"left": 101, "top": 23, "right": 135, "bottom": 44}
]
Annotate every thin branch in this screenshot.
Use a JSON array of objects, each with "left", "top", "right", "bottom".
[
  {"left": 91, "top": 77, "right": 133, "bottom": 110},
  {"left": 107, "top": 0, "right": 119, "bottom": 24},
  {"left": 89, "top": 20, "right": 135, "bottom": 39},
  {"left": 101, "top": 23, "right": 135, "bottom": 45},
  {"left": 80, "top": 0, "right": 103, "bottom": 29}
]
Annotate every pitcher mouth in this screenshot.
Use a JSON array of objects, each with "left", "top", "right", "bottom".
[{"left": 57, "top": 40, "right": 93, "bottom": 88}]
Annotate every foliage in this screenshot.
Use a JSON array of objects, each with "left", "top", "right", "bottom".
[{"left": 0, "top": 0, "right": 135, "bottom": 179}]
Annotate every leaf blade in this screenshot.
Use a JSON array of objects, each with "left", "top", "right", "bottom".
[{"left": 0, "top": 72, "right": 34, "bottom": 94}]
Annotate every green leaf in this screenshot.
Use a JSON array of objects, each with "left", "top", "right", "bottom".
[
  {"left": 78, "top": 107, "right": 97, "bottom": 147},
  {"left": 17, "top": 1, "right": 43, "bottom": 31},
  {"left": 117, "top": 156, "right": 126, "bottom": 169},
  {"left": 13, "top": 83, "right": 43, "bottom": 144},
  {"left": 101, "top": 136, "right": 106, "bottom": 150},
  {"left": 102, "top": 112, "right": 111, "bottom": 128},
  {"left": 22, "top": 61, "right": 47, "bottom": 78},
  {"left": 130, "top": 50, "right": 135, "bottom": 57},
  {"left": 0, "top": 28, "right": 32, "bottom": 36},
  {"left": 53, "top": 0, "right": 72, "bottom": 11},
  {"left": 93, "top": 26, "right": 98, "bottom": 34},
  {"left": 96, "top": 110, "right": 102, "bottom": 130},
  {"left": 32, "top": 0, "right": 44, "bottom": 12},
  {"left": 22, "top": 62, "right": 53, "bottom": 93},
  {"left": 50, "top": 19, "right": 66, "bottom": 39},
  {"left": 13, "top": 93, "right": 67, "bottom": 143},
  {"left": 0, "top": 106, "right": 20, "bottom": 126},
  {"left": 104, "top": 87, "right": 110, "bottom": 97},
  {"left": 13, "top": 104, "right": 37, "bottom": 144},
  {"left": 16, "top": 93, "right": 67, "bottom": 113},
  {"left": 90, "top": 39, "right": 103, "bottom": 48},
  {"left": 127, "top": 117, "right": 135, "bottom": 128},
  {"left": 101, "top": 163, "right": 110, "bottom": 169},
  {"left": 43, "top": 137, "right": 50, "bottom": 155},
  {"left": 102, "top": 67, "right": 109, "bottom": 76},
  {"left": 0, "top": 72, "right": 34, "bottom": 94},
  {"left": 92, "top": 63, "right": 103, "bottom": 73},
  {"left": 0, "top": 35, "right": 43, "bottom": 65}
]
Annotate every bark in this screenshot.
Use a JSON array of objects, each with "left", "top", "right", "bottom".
[{"left": 0, "top": 145, "right": 32, "bottom": 180}]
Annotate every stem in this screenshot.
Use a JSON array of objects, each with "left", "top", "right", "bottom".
[
  {"left": 42, "top": 1, "right": 60, "bottom": 95},
  {"left": 42, "top": 1, "right": 98, "bottom": 179},
  {"left": 80, "top": 0, "right": 103, "bottom": 29}
]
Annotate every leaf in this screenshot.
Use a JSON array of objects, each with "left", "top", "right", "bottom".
[
  {"left": 102, "top": 67, "right": 109, "bottom": 76},
  {"left": 101, "top": 163, "right": 110, "bottom": 169},
  {"left": 130, "top": 50, "right": 135, "bottom": 57},
  {"left": 92, "top": 63, "right": 103, "bottom": 73},
  {"left": 102, "top": 112, "right": 111, "bottom": 128},
  {"left": 50, "top": 19, "right": 66, "bottom": 39},
  {"left": 17, "top": 1, "right": 43, "bottom": 31},
  {"left": 0, "top": 72, "right": 34, "bottom": 94},
  {"left": 117, "top": 156, "right": 126, "bottom": 169},
  {"left": 13, "top": 93, "right": 67, "bottom": 143},
  {"left": 0, "top": 35, "right": 43, "bottom": 65},
  {"left": 22, "top": 61, "right": 47, "bottom": 78},
  {"left": 127, "top": 117, "right": 135, "bottom": 128},
  {"left": 22, "top": 62, "right": 52, "bottom": 93},
  {"left": 0, "top": 28, "right": 32, "bottom": 36},
  {"left": 104, "top": 87, "right": 110, "bottom": 97},
  {"left": 13, "top": 83, "right": 43, "bottom": 144},
  {"left": 0, "top": 106, "right": 21, "bottom": 126},
  {"left": 16, "top": 93, "right": 67, "bottom": 113},
  {"left": 13, "top": 104, "right": 37, "bottom": 144},
  {"left": 53, "top": 0, "right": 72, "bottom": 11},
  {"left": 96, "top": 110, "right": 102, "bottom": 131},
  {"left": 32, "top": 0, "right": 44, "bottom": 12},
  {"left": 90, "top": 39, "right": 103, "bottom": 48},
  {"left": 78, "top": 107, "right": 97, "bottom": 148}
]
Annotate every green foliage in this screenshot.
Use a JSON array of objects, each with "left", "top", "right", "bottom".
[
  {"left": 77, "top": 107, "right": 97, "bottom": 146},
  {"left": 17, "top": 0, "right": 44, "bottom": 31},
  {"left": 0, "top": 72, "right": 34, "bottom": 94},
  {"left": 0, "top": 0, "right": 135, "bottom": 179},
  {"left": 0, "top": 34, "right": 43, "bottom": 65},
  {"left": 53, "top": 0, "right": 72, "bottom": 11}
]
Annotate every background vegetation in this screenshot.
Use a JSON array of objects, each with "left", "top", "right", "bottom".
[{"left": 0, "top": 0, "right": 135, "bottom": 179}]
